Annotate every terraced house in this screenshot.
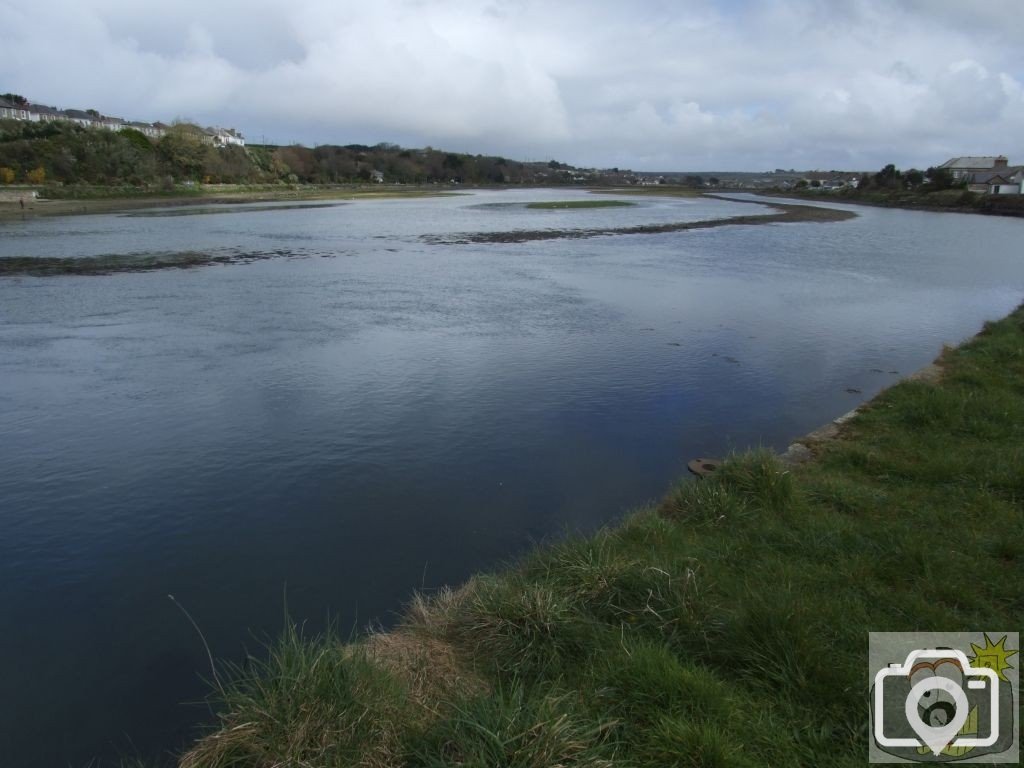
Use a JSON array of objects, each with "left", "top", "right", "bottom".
[
  {"left": 0, "top": 94, "right": 245, "bottom": 148},
  {"left": 0, "top": 97, "right": 31, "bottom": 121}
]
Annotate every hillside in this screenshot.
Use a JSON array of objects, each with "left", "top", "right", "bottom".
[{"left": 0, "top": 119, "right": 628, "bottom": 191}]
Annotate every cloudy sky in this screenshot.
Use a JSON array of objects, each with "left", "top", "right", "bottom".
[{"left": 3, "top": 0, "right": 1022, "bottom": 171}]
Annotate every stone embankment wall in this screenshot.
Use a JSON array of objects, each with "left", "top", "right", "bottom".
[{"left": 0, "top": 189, "right": 39, "bottom": 203}]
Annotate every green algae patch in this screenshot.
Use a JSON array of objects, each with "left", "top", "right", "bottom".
[{"left": 525, "top": 199, "right": 636, "bottom": 209}]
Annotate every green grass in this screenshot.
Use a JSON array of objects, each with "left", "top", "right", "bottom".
[
  {"left": 772, "top": 186, "right": 1024, "bottom": 218},
  {"left": 180, "top": 305, "right": 1024, "bottom": 768},
  {"left": 180, "top": 624, "right": 415, "bottom": 768},
  {"left": 39, "top": 184, "right": 204, "bottom": 200},
  {"left": 525, "top": 199, "right": 636, "bottom": 209}
]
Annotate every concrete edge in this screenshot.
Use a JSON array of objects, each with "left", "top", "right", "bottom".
[{"left": 778, "top": 362, "right": 944, "bottom": 466}]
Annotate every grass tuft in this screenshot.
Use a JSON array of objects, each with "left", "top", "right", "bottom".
[
  {"left": 448, "top": 578, "right": 601, "bottom": 680},
  {"left": 180, "top": 624, "right": 414, "bottom": 768},
  {"left": 408, "top": 685, "right": 616, "bottom": 767},
  {"left": 713, "top": 450, "right": 795, "bottom": 512}
]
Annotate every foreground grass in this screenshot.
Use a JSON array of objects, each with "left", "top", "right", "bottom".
[{"left": 181, "top": 306, "right": 1024, "bottom": 767}]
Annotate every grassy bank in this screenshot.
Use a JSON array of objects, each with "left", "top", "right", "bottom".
[
  {"left": 761, "top": 187, "right": 1024, "bottom": 218},
  {"left": 176, "top": 306, "right": 1024, "bottom": 767}
]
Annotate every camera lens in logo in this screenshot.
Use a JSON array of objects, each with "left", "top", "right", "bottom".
[{"left": 905, "top": 676, "right": 970, "bottom": 755}]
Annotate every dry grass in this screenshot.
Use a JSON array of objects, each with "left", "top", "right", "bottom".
[{"left": 363, "top": 631, "right": 488, "bottom": 714}]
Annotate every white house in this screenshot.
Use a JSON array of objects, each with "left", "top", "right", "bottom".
[
  {"left": 977, "top": 167, "right": 1023, "bottom": 195},
  {"left": 1, "top": 97, "right": 226, "bottom": 143},
  {"left": 125, "top": 121, "right": 166, "bottom": 139},
  {"left": 210, "top": 127, "right": 245, "bottom": 147},
  {"left": 0, "top": 98, "right": 31, "bottom": 121}
]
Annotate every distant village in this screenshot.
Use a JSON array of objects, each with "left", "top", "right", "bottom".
[
  {"left": 0, "top": 94, "right": 245, "bottom": 149},
  {"left": 777, "top": 156, "right": 1022, "bottom": 196},
  {"left": 636, "top": 156, "right": 1023, "bottom": 196}
]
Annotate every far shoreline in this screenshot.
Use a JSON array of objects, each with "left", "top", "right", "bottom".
[
  {"left": 0, "top": 184, "right": 463, "bottom": 222},
  {"left": 752, "top": 188, "right": 1024, "bottom": 218}
]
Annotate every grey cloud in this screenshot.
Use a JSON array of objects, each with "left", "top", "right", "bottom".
[{"left": 1, "top": 0, "right": 1021, "bottom": 170}]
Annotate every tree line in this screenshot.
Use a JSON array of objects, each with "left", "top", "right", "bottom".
[
  {"left": 855, "top": 163, "right": 960, "bottom": 192},
  {"left": 0, "top": 119, "right": 574, "bottom": 188}
]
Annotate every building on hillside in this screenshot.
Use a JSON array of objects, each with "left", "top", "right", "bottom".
[
  {"left": 937, "top": 156, "right": 1008, "bottom": 181},
  {"left": 61, "top": 109, "right": 100, "bottom": 128},
  {"left": 1, "top": 96, "right": 244, "bottom": 147},
  {"left": 938, "top": 156, "right": 1022, "bottom": 194},
  {"left": 172, "top": 124, "right": 246, "bottom": 148},
  {"left": 210, "top": 127, "right": 245, "bottom": 147},
  {"left": 30, "top": 104, "right": 63, "bottom": 123},
  {"left": 126, "top": 121, "right": 165, "bottom": 139},
  {"left": 160, "top": 124, "right": 239, "bottom": 148},
  {"left": 0, "top": 97, "right": 30, "bottom": 121}
]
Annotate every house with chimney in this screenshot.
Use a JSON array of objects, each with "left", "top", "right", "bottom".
[{"left": 937, "top": 155, "right": 1022, "bottom": 194}]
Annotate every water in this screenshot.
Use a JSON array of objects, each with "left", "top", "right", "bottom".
[{"left": 1, "top": 189, "right": 1022, "bottom": 766}]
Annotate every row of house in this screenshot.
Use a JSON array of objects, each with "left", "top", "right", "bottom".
[
  {"left": 787, "top": 158, "right": 1022, "bottom": 195},
  {"left": 800, "top": 171, "right": 862, "bottom": 190},
  {"left": 937, "top": 156, "right": 1022, "bottom": 195},
  {"left": 0, "top": 96, "right": 245, "bottom": 148}
]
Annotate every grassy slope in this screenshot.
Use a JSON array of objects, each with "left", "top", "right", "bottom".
[
  {"left": 179, "top": 307, "right": 1024, "bottom": 768},
  {"left": 762, "top": 187, "right": 1024, "bottom": 218}
]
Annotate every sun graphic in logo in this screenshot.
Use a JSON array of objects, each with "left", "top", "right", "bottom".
[{"left": 969, "top": 633, "right": 1017, "bottom": 683}]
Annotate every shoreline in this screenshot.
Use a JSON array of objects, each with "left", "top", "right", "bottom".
[
  {"left": 177, "top": 304, "right": 1024, "bottom": 767},
  {"left": 0, "top": 185, "right": 461, "bottom": 222},
  {"left": 753, "top": 188, "right": 1024, "bottom": 218}
]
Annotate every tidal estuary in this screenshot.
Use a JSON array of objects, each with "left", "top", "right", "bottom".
[{"left": 1, "top": 189, "right": 1023, "bottom": 765}]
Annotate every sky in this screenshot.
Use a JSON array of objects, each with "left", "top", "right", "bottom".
[{"left": 3, "top": 0, "right": 1023, "bottom": 171}]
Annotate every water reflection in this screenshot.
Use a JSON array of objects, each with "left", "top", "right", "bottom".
[{"left": 0, "top": 190, "right": 1023, "bottom": 765}]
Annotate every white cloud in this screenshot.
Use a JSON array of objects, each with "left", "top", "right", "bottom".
[{"left": 1, "top": 0, "right": 1022, "bottom": 169}]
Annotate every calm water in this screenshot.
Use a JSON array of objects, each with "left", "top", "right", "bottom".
[{"left": 1, "top": 189, "right": 1023, "bottom": 766}]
